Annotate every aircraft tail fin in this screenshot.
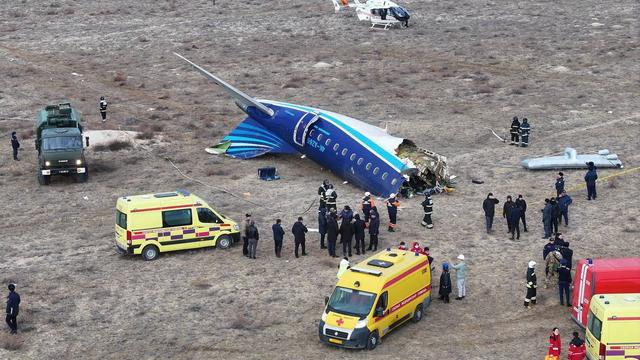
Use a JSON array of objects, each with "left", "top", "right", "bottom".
[
  {"left": 174, "top": 53, "right": 275, "bottom": 118},
  {"left": 206, "top": 118, "right": 297, "bottom": 159}
]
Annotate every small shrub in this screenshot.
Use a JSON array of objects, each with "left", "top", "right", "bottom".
[
  {"left": 113, "top": 72, "right": 127, "bottom": 83},
  {"left": 91, "top": 160, "right": 116, "bottom": 173},
  {"left": 0, "top": 333, "right": 24, "bottom": 351},
  {"left": 93, "top": 140, "right": 132, "bottom": 152},
  {"left": 136, "top": 129, "right": 155, "bottom": 140},
  {"left": 206, "top": 168, "right": 230, "bottom": 177},
  {"left": 191, "top": 279, "right": 211, "bottom": 290}
]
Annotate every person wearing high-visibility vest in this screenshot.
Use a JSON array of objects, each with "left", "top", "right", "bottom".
[{"left": 386, "top": 193, "right": 400, "bottom": 232}]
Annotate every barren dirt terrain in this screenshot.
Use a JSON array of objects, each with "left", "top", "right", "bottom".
[{"left": 1, "top": 0, "right": 639, "bottom": 359}]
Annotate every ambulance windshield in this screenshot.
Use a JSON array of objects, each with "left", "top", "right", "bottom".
[{"left": 327, "top": 286, "right": 376, "bottom": 318}]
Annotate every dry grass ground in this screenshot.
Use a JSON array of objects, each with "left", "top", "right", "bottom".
[{"left": 0, "top": 0, "right": 638, "bottom": 359}]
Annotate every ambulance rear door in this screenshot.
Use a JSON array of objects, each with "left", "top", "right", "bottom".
[{"left": 574, "top": 261, "right": 594, "bottom": 327}]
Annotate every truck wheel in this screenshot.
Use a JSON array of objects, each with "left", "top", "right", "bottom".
[
  {"left": 216, "top": 235, "right": 232, "bottom": 249},
  {"left": 75, "top": 171, "right": 88, "bottom": 183},
  {"left": 412, "top": 304, "right": 423, "bottom": 323},
  {"left": 38, "top": 173, "right": 51, "bottom": 185},
  {"left": 366, "top": 331, "right": 379, "bottom": 350},
  {"left": 142, "top": 245, "right": 159, "bottom": 261}
]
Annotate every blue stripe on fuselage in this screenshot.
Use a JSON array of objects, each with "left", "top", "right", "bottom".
[{"left": 271, "top": 101, "right": 405, "bottom": 171}]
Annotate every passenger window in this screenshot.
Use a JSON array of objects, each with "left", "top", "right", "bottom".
[
  {"left": 325, "top": 138, "right": 331, "bottom": 146},
  {"left": 116, "top": 211, "right": 127, "bottom": 229},
  {"left": 357, "top": 158, "right": 364, "bottom": 165},
  {"left": 587, "top": 311, "right": 603, "bottom": 341},
  {"left": 309, "top": 129, "right": 315, "bottom": 137},
  {"left": 365, "top": 163, "right": 372, "bottom": 171},
  {"left": 375, "top": 292, "right": 388, "bottom": 313},
  {"left": 341, "top": 148, "right": 348, "bottom": 156},
  {"left": 382, "top": 172, "right": 388, "bottom": 180},
  {"left": 373, "top": 167, "right": 380, "bottom": 175},
  {"left": 162, "top": 209, "right": 192, "bottom": 227},
  {"left": 317, "top": 134, "right": 324, "bottom": 141},
  {"left": 391, "top": 178, "right": 398, "bottom": 185},
  {"left": 197, "top": 208, "right": 222, "bottom": 224},
  {"left": 350, "top": 153, "right": 356, "bottom": 161},
  {"left": 333, "top": 143, "right": 339, "bottom": 151}
]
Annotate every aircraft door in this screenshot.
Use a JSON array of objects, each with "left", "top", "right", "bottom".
[{"left": 293, "top": 112, "right": 319, "bottom": 147}]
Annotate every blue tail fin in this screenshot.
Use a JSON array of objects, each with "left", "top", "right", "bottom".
[{"left": 206, "top": 118, "right": 297, "bottom": 159}]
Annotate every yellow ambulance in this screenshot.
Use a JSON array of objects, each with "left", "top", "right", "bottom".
[
  {"left": 585, "top": 293, "right": 640, "bottom": 360},
  {"left": 114, "top": 189, "right": 240, "bottom": 260},
  {"left": 319, "top": 249, "right": 432, "bottom": 350}
]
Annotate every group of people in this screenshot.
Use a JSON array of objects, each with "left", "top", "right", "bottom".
[
  {"left": 482, "top": 192, "right": 528, "bottom": 240},
  {"left": 240, "top": 214, "right": 310, "bottom": 259},
  {"left": 509, "top": 116, "right": 531, "bottom": 147},
  {"left": 547, "top": 328, "right": 587, "bottom": 360}
]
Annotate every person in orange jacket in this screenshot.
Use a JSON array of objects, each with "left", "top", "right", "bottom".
[
  {"left": 567, "top": 332, "right": 586, "bottom": 360},
  {"left": 548, "top": 327, "right": 561, "bottom": 358}
]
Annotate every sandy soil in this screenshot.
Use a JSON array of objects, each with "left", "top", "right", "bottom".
[{"left": 0, "top": 0, "right": 638, "bottom": 359}]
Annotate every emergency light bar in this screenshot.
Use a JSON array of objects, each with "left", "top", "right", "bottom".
[{"left": 350, "top": 267, "right": 382, "bottom": 276}]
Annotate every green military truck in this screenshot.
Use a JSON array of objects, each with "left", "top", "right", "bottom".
[{"left": 36, "top": 102, "right": 89, "bottom": 185}]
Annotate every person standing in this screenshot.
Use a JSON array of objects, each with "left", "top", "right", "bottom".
[
  {"left": 5, "top": 284, "right": 20, "bottom": 334},
  {"left": 327, "top": 213, "right": 339, "bottom": 258},
  {"left": 246, "top": 220, "right": 259, "bottom": 259},
  {"left": 439, "top": 263, "right": 452, "bottom": 303},
  {"left": 241, "top": 214, "right": 251, "bottom": 257},
  {"left": 558, "top": 259, "right": 572, "bottom": 307},
  {"left": 508, "top": 201, "right": 522, "bottom": 240},
  {"left": 367, "top": 209, "right": 380, "bottom": 251},
  {"left": 567, "top": 332, "right": 587, "bottom": 360},
  {"left": 557, "top": 191, "right": 573, "bottom": 227},
  {"left": 339, "top": 216, "right": 354, "bottom": 257},
  {"left": 584, "top": 162, "right": 598, "bottom": 200},
  {"left": 10, "top": 132, "right": 20, "bottom": 161},
  {"left": 292, "top": 217, "right": 308, "bottom": 258},
  {"left": 325, "top": 184, "right": 338, "bottom": 211},
  {"left": 99, "top": 96, "right": 108, "bottom": 122},
  {"left": 338, "top": 205, "right": 353, "bottom": 224},
  {"left": 524, "top": 261, "right": 537, "bottom": 308},
  {"left": 386, "top": 193, "right": 400, "bottom": 232},
  {"left": 482, "top": 193, "right": 500, "bottom": 233},
  {"left": 550, "top": 198, "right": 560, "bottom": 235},
  {"left": 559, "top": 241, "right": 573, "bottom": 270},
  {"left": 420, "top": 193, "right": 434, "bottom": 229},
  {"left": 542, "top": 199, "right": 553, "bottom": 239},
  {"left": 519, "top": 118, "right": 530, "bottom": 147},
  {"left": 361, "top": 192, "right": 375, "bottom": 226},
  {"left": 272, "top": 219, "right": 285, "bottom": 258},
  {"left": 451, "top": 254, "right": 467, "bottom": 300},
  {"left": 353, "top": 214, "right": 366, "bottom": 255},
  {"left": 318, "top": 206, "right": 328, "bottom": 249},
  {"left": 510, "top": 116, "right": 521, "bottom": 145},
  {"left": 543, "top": 237, "right": 556, "bottom": 260},
  {"left": 318, "top": 180, "right": 330, "bottom": 209},
  {"left": 555, "top": 172, "right": 565, "bottom": 197},
  {"left": 515, "top": 194, "right": 528, "bottom": 232},
  {"left": 337, "top": 257, "right": 350, "bottom": 279},
  {"left": 547, "top": 327, "right": 562, "bottom": 359},
  {"left": 503, "top": 196, "right": 516, "bottom": 233}
]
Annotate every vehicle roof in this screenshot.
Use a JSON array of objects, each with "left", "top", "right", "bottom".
[
  {"left": 336, "top": 249, "right": 428, "bottom": 294},
  {"left": 41, "top": 128, "right": 82, "bottom": 137},
  {"left": 117, "top": 190, "right": 206, "bottom": 213},
  {"left": 579, "top": 258, "right": 640, "bottom": 276},
  {"left": 591, "top": 293, "right": 640, "bottom": 315}
]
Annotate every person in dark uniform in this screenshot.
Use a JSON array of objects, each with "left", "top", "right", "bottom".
[
  {"left": 272, "top": 219, "right": 285, "bottom": 258},
  {"left": 241, "top": 214, "right": 251, "bottom": 257},
  {"left": 482, "top": 193, "right": 500, "bottom": 233},
  {"left": 519, "top": 118, "right": 530, "bottom": 147},
  {"left": 339, "top": 205, "right": 354, "bottom": 224},
  {"left": 11, "top": 132, "right": 20, "bottom": 161},
  {"left": 542, "top": 199, "right": 553, "bottom": 239},
  {"left": 327, "top": 213, "right": 339, "bottom": 257},
  {"left": 558, "top": 259, "right": 572, "bottom": 306},
  {"left": 353, "top": 214, "right": 366, "bottom": 255},
  {"left": 386, "top": 193, "right": 400, "bottom": 232},
  {"left": 325, "top": 184, "right": 337, "bottom": 211},
  {"left": 318, "top": 180, "right": 329, "bottom": 209},
  {"left": 555, "top": 172, "right": 565, "bottom": 197},
  {"left": 246, "top": 220, "right": 259, "bottom": 259},
  {"left": 510, "top": 116, "right": 521, "bottom": 145},
  {"left": 339, "top": 216, "right": 354, "bottom": 257},
  {"left": 291, "top": 217, "right": 308, "bottom": 258},
  {"left": 361, "top": 192, "right": 375, "bottom": 226},
  {"left": 367, "top": 209, "right": 380, "bottom": 251},
  {"left": 99, "top": 96, "right": 108, "bottom": 122},
  {"left": 543, "top": 237, "right": 557, "bottom": 260},
  {"left": 421, "top": 193, "right": 434, "bottom": 229},
  {"left": 5, "top": 284, "right": 20, "bottom": 334},
  {"left": 508, "top": 201, "right": 522, "bottom": 240},
  {"left": 515, "top": 194, "right": 528, "bottom": 232},
  {"left": 318, "top": 206, "right": 328, "bottom": 249},
  {"left": 524, "top": 261, "right": 537, "bottom": 308},
  {"left": 557, "top": 191, "right": 573, "bottom": 226},
  {"left": 584, "top": 162, "right": 598, "bottom": 200},
  {"left": 559, "top": 241, "right": 573, "bottom": 270},
  {"left": 550, "top": 198, "right": 560, "bottom": 235},
  {"left": 503, "top": 195, "right": 516, "bottom": 233},
  {"left": 439, "top": 263, "right": 452, "bottom": 303}
]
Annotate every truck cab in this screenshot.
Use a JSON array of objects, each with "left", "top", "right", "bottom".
[{"left": 36, "top": 103, "right": 89, "bottom": 185}]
